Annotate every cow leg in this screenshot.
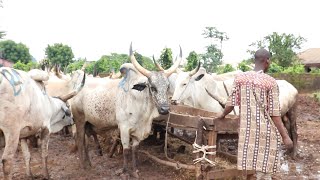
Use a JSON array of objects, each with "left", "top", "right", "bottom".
[
  {"left": 288, "top": 103, "right": 298, "bottom": 158},
  {"left": 28, "top": 135, "right": 38, "bottom": 148},
  {"left": 119, "top": 126, "right": 130, "bottom": 179},
  {"left": 85, "top": 123, "right": 102, "bottom": 156},
  {"left": 1, "top": 130, "right": 20, "bottom": 180},
  {"left": 131, "top": 139, "right": 140, "bottom": 178},
  {"left": 76, "top": 121, "right": 91, "bottom": 169},
  {"left": 40, "top": 128, "right": 50, "bottom": 179},
  {"left": 20, "top": 138, "right": 33, "bottom": 179}
]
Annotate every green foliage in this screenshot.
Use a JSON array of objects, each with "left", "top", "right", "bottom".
[
  {"left": 237, "top": 61, "right": 252, "bottom": 72},
  {"left": 159, "top": 48, "right": 173, "bottom": 70},
  {"left": 268, "top": 62, "right": 284, "bottom": 73},
  {"left": 185, "top": 51, "right": 199, "bottom": 71},
  {"left": 13, "top": 61, "right": 38, "bottom": 71},
  {"left": 216, "top": 64, "right": 235, "bottom": 74},
  {"left": 248, "top": 32, "right": 306, "bottom": 67},
  {"left": 201, "top": 27, "right": 229, "bottom": 72},
  {"left": 309, "top": 67, "right": 320, "bottom": 74},
  {"left": 66, "top": 58, "right": 86, "bottom": 73},
  {"left": 282, "top": 64, "right": 305, "bottom": 74},
  {"left": 313, "top": 92, "right": 320, "bottom": 102},
  {"left": 45, "top": 43, "right": 74, "bottom": 69},
  {"left": 0, "top": 40, "right": 32, "bottom": 63},
  {"left": 201, "top": 44, "right": 223, "bottom": 72}
]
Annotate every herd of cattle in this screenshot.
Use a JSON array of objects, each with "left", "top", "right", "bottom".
[{"left": 0, "top": 44, "right": 298, "bottom": 179}]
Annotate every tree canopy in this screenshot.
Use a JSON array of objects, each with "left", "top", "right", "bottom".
[
  {"left": 248, "top": 32, "right": 306, "bottom": 67},
  {"left": 0, "top": 40, "right": 32, "bottom": 63},
  {"left": 159, "top": 48, "right": 173, "bottom": 70},
  {"left": 201, "top": 27, "right": 229, "bottom": 72},
  {"left": 45, "top": 43, "right": 74, "bottom": 69},
  {"left": 185, "top": 51, "right": 199, "bottom": 71}
]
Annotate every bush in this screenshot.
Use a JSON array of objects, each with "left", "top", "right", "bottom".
[
  {"left": 282, "top": 64, "right": 305, "bottom": 74},
  {"left": 237, "top": 61, "right": 252, "bottom": 72},
  {"left": 309, "top": 67, "right": 320, "bottom": 74},
  {"left": 268, "top": 62, "right": 283, "bottom": 73},
  {"left": 216, "top": 64, "right": 235, "bottom": 74},
  {"left": 13, "top": 61, "right": 38, "bottom": 71}
]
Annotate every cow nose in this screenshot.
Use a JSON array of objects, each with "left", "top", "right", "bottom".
[
  {"left": 171, "top": 99, "right": 178, "bottom": 105},
  {"left": 160, "top": 106, "right": 170, "bottom": 115}
]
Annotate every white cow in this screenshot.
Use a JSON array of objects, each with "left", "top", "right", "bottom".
[
  {"left": 171, "top": 65, "right": 298, "bottom": 157},
  {"left": 0, "top": 68, "right": 83, "bottom": 180},
  {"left": 71, "top": 44, "right": 182, "bottom": 178}
]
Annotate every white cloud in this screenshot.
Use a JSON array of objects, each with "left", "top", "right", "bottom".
[{"left": 0, "top": 0, "right": 319, "bottom": 64}]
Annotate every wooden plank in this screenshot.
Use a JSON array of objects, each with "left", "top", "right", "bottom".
[
  {"left": 207, "top": 130, "right": 217, "bottom": 161},
  {"left": 168, "top": 113, "right": 215, "bottom": 128},
  {"left": 206, "top": 169, "right": 255, "bottom": 179},
  {"left": 214, "top": 118, "right": 239, "bottom": 132}
]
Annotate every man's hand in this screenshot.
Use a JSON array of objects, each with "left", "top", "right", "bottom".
[{"left": 283, "top": 137, "right": 293, "bottom": 150}]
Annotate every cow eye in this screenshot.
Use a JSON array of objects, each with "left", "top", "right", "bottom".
[
  {"left": 132, "top": 83, "right": 147, "bottom": 91},
  {"left": 182, "top": 83, "right": 187, "bottom": 86},
  {"left": 151, "top": 87, "right": 157, "bottom": 92}
]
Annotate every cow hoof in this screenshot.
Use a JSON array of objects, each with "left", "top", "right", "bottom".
[{"left": 131, "top": 170, "right": 140, "bottom": 179}]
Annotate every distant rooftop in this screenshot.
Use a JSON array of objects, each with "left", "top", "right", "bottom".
[{"left": 298, "top": 48, "right": 320, "bottom": 66}]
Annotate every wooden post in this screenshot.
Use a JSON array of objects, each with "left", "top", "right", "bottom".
[{"left": 207, "top": 128, "right": 217, "bottom": 162}]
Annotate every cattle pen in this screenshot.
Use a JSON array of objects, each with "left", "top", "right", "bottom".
[
  {"left": 125, "top": 104, "right": 299, "bottom": 180},
  {"left": 139, "top": 105, "right": 258, "bottom": 180}
]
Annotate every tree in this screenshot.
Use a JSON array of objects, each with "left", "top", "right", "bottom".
[
  {"left": 0, "top": 40, "right": 32, "bottom": 63},
  {"left": 248, "top": 32, "right": 306, "bottom": 67},
  {"left": 66, "top": 58, "right": 86, "bottom": 73},
  {"left": 201, "top": 44, "right": 223, "bottom": 72},
  {"left": 159, "top": 48, "right": 173, "bottom": 70},
  {"left": 201, "top": 27, "right": 229, "bottom": 72},
  {"left": 45, "top": 43, "right": 74, "bottom": 69},
  {"left": 185, "top": 51, "right": 199, "bottom": 71}
]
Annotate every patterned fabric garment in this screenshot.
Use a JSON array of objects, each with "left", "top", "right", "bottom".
[{"left": 226, "top": 70, "right": 281, "bottom": 173}]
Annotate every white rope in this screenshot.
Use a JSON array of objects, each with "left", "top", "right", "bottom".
[{"left": 192, "top": 131, "right": 216, "bottom": 165}]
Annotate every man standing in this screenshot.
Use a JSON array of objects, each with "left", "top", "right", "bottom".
[{"left": 216, "top": 48, "right": 293, "bottom": 179}]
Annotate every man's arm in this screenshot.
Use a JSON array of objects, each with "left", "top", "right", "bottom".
[
  {"left": 271, "top": 116, "right": 293, "bottom": 149},
  {"left": 218, "top": 105, "right": 234, "bottom": 118}
]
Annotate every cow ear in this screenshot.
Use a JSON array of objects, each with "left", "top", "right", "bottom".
[
  {"left": 132, "top": 83, "right": 147, "bottom": 91},
  {"left": 195, "top": 74, "right": 204, "bottom": 81}
]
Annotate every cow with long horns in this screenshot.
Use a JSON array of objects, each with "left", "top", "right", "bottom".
[
  {"left": 71, "top": 43, "right": 182, "bottom": 178},
  {"left": 0, "top": 68, "right": 85, "bottom": 180}
]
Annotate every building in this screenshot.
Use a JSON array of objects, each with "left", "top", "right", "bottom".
[
  {"left": 0, "top": 58, "right": 13, "bottom": 67},
  {"left": 298, "top": 48, "right": 320, "bottom": 72}
]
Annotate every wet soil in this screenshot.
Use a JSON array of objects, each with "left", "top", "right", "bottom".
[{"left": 1, "top": 94, "right": 320, "bottom": 179}]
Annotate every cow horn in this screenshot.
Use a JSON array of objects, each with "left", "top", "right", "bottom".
[
  {"left": 164, "top": 46, "right": 183, "bottom": 77},
  {"left": 152, "top": 55, "right": 164, "bottom": 71},
  {"left": 129, "top": 42, "right": 151, "bottom": 77},
  {"left": 58, "top": 91, "right": 77, "bottom": 102},
  {"left": 189, "top": 61, "right": 201, "bottom": 76},
  {"left": 81, "top": 61, "right": 88, "bottom": 71},
  {"left": 54, "top": 64, "right": 62, "bottom": 78}
]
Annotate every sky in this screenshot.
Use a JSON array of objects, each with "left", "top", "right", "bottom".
[{"left": 0, "top": 0, "right": 319, "bottom": 65}]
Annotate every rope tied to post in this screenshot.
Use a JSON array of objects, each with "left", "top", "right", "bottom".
[{"left": 192, "top": 126, "right": 216, "bottom": 165}]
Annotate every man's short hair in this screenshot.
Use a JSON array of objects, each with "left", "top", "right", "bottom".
[{"left": 254, "top": 48, "right": 271, "bottom": 62}]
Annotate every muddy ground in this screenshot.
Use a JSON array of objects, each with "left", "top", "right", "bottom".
[{"left": 1, "top": 94, "right": 320, "bottom": 179}]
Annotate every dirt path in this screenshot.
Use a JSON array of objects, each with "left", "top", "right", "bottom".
[{"left": 1, "top": 94, "right": 320, "bottom": 179}]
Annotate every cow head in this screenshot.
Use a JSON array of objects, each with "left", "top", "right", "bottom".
[
  {"left": 125, "top": 43, "right": 182, "bottom": 115},
  {"left": 171, "top": 62, "right": 202, "bottom": 105},
  {"left": 50, "top": 92, "right": 74, "bottom": 133},
  {"left": 46, "top": 66, "right": 85, "bottom": 97}
]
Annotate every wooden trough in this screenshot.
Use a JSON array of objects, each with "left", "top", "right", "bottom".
[{"left": 149, "top": 105, "right": 255, "bottom": 180}]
